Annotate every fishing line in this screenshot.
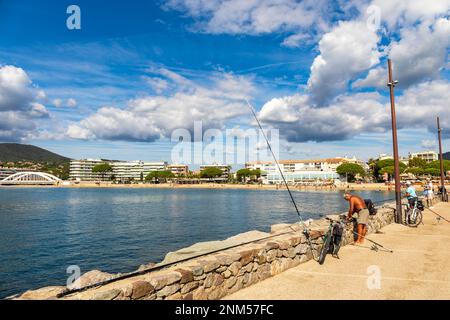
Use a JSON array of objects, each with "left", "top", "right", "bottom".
[{"left": 245, "top": 99, "right": 317, "bottom": 260}]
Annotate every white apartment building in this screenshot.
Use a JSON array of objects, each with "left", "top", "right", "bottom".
[
  {"left": 245, "top": 158, "right": 359, "bottom": 184},
  {"left": 70, "top": 159, "right": 168, "bottom": 182},
  {"left": 409, "top": 151, "right": 438, "bottom": 163},
  {"left": 70, "top": 159, "right": 108, "bottom": 181}
]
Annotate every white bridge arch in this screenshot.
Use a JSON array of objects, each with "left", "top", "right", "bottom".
[{"left": 0, "top": 172, "right": 62, "bottom": 185}]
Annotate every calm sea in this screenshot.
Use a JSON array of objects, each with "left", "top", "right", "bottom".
[{"left": 0, "top": 187, "right": 392, "bottom": 298}]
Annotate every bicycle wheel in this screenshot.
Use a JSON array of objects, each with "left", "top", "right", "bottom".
[
  {"left": 407, "top": 209, "right": 422, "bottom": 227},
  {"left": 318, "top": 232, "right": 332, "bottom": 265}
]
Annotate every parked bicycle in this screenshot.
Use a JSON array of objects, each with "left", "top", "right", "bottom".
[
  {"left": 403, "top": 199, "right": 425, "bottom": 227},
  {"left": 318, "top": 216, "right": 346, "bottom": 265}
]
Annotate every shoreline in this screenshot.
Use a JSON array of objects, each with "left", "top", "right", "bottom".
[{"left": 0, "top": 182, "right": 437, "bottom": 192}]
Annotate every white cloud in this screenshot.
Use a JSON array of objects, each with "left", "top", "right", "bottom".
[
  {"left": 354, "top": 18, "right": 450, "bottom": 89},
  {"left": 0, "top": 65, "right": 50, "bottom": 141},
  {"left": 389, "top": 18, "right": 450, "bottom": 87},
  {"left": 66, "top": 71, "right": 256, "bottom": 142},
  {"left": 281, "top": 33, "right": 310, "bottom": 48},
  {"left": 307, "top": 20, "right": 381, "bottom": 105},
  {"left": 163, "top": 0, "right": 359, "bottom": 44},
  {"left": 371, "top": 0, "right": 450, "bottom": 28},
  {"left": 421, "top": 139, "right": 437, "bottom": 149},
  {"left": 259, "top": 79, "right": 450, "bottom": 142},
  {"left": 352, "top": 67, "right": 386, "bottom": 88},
  {"left": 143, "top": 76, "right": 169, "bottom": 94},
  {"left": 0, "top": 65, "right": 33, "bottom": 111}
]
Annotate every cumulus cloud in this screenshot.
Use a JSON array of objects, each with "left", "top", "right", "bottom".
[
  {"left": 0, "top": 65, "right": 50, "bottom": 141},
  {"left": 66, "top": 70, "right": 256, "bottom": 142},
  {"left": 307, "top": 20, "right": 381, "bottom": 105},
  {"left": 354, "top": 18, "right": 450, "bottom": 89},
  {"left": 371, "top": 0, "right": 450, "bottom": 29},
  {"left": 258, "top": 79, "right": 450, "bottom": 142},
  {"left": 259, "top": 92, "right": 388, "bottom": 142}
]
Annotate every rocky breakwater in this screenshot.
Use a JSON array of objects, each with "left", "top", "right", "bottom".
[{"left": 15, "top": 203, "right": 397, "bottom": 300}]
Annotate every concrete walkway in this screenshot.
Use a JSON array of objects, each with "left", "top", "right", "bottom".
[{"left": 225, "top": 202, "right": 450, "bottom": 300}]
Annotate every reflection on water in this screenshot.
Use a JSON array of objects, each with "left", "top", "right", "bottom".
[{"left": 0, "top": 187, "right": 392, "bottom": 298}]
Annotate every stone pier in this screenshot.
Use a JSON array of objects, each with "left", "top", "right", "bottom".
[{"left": 16, "top": 201, "right": 402, "bottom": 300}]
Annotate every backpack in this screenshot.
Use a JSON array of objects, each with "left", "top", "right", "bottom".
[{"left": 364, "top": 199, "right": 377, "bottom": 215}]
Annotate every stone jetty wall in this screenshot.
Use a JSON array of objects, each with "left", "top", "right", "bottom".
[{"left": 17, "top": 201, "right": 408, "bottom": 300}]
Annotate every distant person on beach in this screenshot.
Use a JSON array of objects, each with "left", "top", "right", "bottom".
[
  {"left": 344, "top": 193, "right": 369, "bottom": 244},
  {"left": 424, "top": 178, "right": 434, "bottom": 208}
]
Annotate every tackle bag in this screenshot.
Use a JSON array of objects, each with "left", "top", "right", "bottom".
[
  {"left": 364, "top": 199, "right": 378, "bottom": 215},
  {"left": 417, "top": 199, "right": 425, "bottom": 211}
]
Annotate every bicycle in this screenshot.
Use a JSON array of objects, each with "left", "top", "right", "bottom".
[
  {"left": 318, "top": 216, "right": 346, "bottom": 265},
  {"left": 403, "top": 198, "right": 424, "bottom": 227}
]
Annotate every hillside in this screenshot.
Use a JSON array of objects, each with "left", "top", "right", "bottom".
[{"left": 0, "top": 143, "right": 70, "bottom": 163}]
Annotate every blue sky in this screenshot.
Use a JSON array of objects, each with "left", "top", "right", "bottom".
[{"left": 0, "top": 0, "right": 449, "bottom": 166}]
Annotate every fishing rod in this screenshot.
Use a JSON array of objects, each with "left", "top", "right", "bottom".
[{"left": 245, "top": 100, "right": 317, "bottom": 260}]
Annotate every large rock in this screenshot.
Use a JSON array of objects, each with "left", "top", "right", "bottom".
[
  {"left": 18, "top": 286, "right": 66, "bottom": 300},
  {"left": 149, "top": 272, "right": 182, "bottom": 290},
  {"left": 91, "top": 289, "right": 121, "bottom": 300},
  {"left": 131, "top": 281, "right": 155, "bottom": 299},
  {"left": 67, "top": 270, "right": 114, "bottom": 290}
]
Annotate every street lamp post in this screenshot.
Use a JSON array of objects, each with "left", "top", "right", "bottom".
[
  {"left": 387, "top": 59, "right": 402, "bottom": 223},
  {"left": 437, "top": 117, "right": 446, "bottom": 201}
]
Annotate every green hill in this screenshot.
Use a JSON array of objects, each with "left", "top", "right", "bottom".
[{"left": 0, "top": 143, "right": 70, "bottom": 163}]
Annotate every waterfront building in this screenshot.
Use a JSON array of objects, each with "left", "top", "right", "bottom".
[
  {"left": 69, "top": 159, "right": 110, "bottom": 181},
  {"left": 245, "top": 157, "right": 360, "bottom": 184},
  {"left": 69, "top": 159, "right": 168, "bottom": 182},
  {"left": 409, "top": 151, "right": 438, "bottom": 163},
  {"left": 167, "top": 164, "right": 189, "bottom": 176}
]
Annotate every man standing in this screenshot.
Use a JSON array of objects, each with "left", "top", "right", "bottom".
[
  {"left": 344, "top": 193, "right": 369, "bottom": 244},
  {"left": 424, "top": 178, "right": 434, "bottom": 208},
  {"left": 405, "top": 181, "right": 418, "bottom": 207}
]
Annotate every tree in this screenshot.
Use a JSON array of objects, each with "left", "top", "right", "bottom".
[
  {"left": 426, "top": 160, "right": 450, "bottom": 172},
  {"left": 92, "top": 163, "right": 113, "bottom": 180},
  {"left": 406, "top": 167, "right": 424, "bottom": 177},
  {"left": 200, "top": 167, "right": 223, "bottom": 180},
  {"left": 373, "top": 159, "right": 406, "bottom": 181},
  {"left": 336, "top": 163, "right": 365, "bottom": 182},
  {"left": 408, "top": 157, "right": 427, "bottom": 168},
  {"left": 145, "top": 171, "right": 175, "bottom": 183},
  {"left": 250, "top": 169, "right": 262, "bottom": 179},
  {"left": 423, "top": 168, "right": 441, "bottom": 177},
  {"left": 236, "top": 169, "right": 251, "bottom": 182}
]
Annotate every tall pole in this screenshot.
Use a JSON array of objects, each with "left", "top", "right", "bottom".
[
  {"left": 387, "top": 59, "right": 402, "bottom": 223},
  {"left": 437, "top": 117, "right": 446, "bottom": 201}
]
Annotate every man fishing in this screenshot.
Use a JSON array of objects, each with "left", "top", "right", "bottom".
[{"left": 344, "top": 193, "right": 369, "bottom": 244}]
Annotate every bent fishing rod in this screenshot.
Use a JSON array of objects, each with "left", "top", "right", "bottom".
[{"left": 245, "top": 100, "right": 317, "bottom": 260}]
